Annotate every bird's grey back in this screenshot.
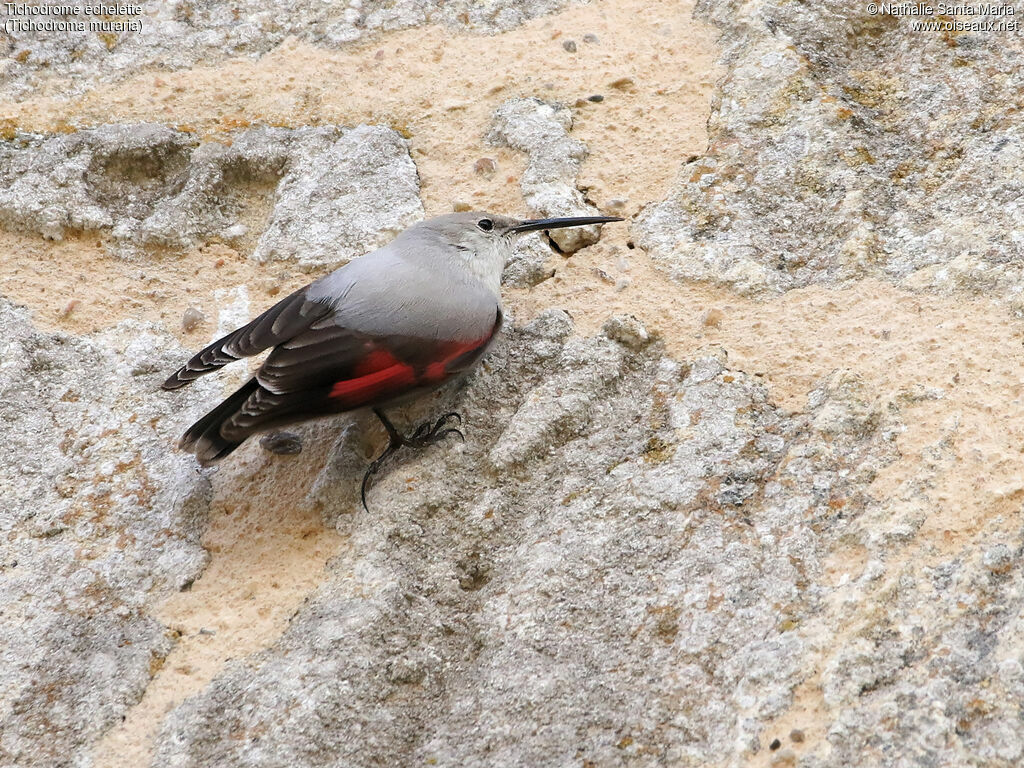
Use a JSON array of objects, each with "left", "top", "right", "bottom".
[{"left": 306, "top": 228, "right": 499, "bottom": 343}]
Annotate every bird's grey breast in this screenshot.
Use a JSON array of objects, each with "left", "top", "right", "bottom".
[{"left": 305, "top": 240, "right": 499, "bottom": 342}]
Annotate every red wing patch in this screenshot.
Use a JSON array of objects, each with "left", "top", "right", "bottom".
[
  {"left": 353, "top": 347, "right": 400, "bottom": 377},
  {"left": 422, "top": 339, "right": 487, "bottom": 383},
  {"left": 329, "top": 358, "right": 416, "bottom": 405},
  {"left": 327, "top": 334, "right": 492, "bottom": 408}
]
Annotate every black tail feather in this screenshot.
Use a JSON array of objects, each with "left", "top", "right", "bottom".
[{"left": 179, "top": 378, "right": 261, "bottom": 466}]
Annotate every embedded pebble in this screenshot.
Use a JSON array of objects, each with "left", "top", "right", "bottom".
[
  {"left": 59, "top": 299, "right": 81, "bottom": 319},
  {"left": 260, "top": 432, "right": 304, "bottom": 455},
  {"left": 487, "top": 98, "right": 605, "bottom": 254},
  {"left": 181, "top": 306, "right": 206, "bottom": 332},
  {"left": 473, "top": 157, "right": 497, "bottom": 176},
  {"left": 703, "top": 308, "right": 724, "bottom": 328},
  {"left": 602, "top": 314, "right": 651, "bottom": 350},
  {"left": 983, "top": 543, "right": 1014, "bottom": 574}
]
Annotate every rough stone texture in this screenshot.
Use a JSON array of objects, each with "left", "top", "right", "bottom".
[
  {"left": 602, "top": 313, "right": 652, "bottom": 350},
  {"left": 151, "top": 313, "right": 903, "bottom": 767},
  {"left": 0, "top": 300, "right": 211, "bottom": 766},
  {"left": 251, "top": 124, "right": 422, "bottom": 269},
  {"left": 5, "top": 0, "right": 1024, "bottom": 765},
  {"left": 0, "top": 123, "right": 194, "bottom": 243},
  {"left": 636, "top": 0, "right": 1024, "bottom": 305},
  {"left": 813, "top": 541, "right": 1024, "bottom": 768},
  {"left": 0, "top": 123, "right": 422, "bottom": 267},
  {"left": 0, "top": 0, "right": 575, "bottom": 100},
  {"left": 501, "top": 235, "right": 557, "bottom": 288},
  {"left": 488, "top": 97, "right": 607, "bottom": 253}
]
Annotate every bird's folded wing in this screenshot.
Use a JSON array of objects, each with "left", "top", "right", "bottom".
[
  {"left": 161, "top": 287, "right": 331, "bottom": 390},
  {"left": 255, "top": 311, "right": 500, "bottom": 402},
  {"left": 209, "top": 320, "right": 497, "bottom": 441}
]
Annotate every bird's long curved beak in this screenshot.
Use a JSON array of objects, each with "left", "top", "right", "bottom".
[{"left": 511, "top": 215, "right": 624, "bottom": 233}]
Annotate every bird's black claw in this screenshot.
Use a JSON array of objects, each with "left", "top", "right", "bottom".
[
  {"left": 361, "top": 410, "right": 466, "bottom": 512},
  {"left": 360, "top": 472, "right": 371, "bottom": 513},
  {"left": 361, "top": 445, "right": 398, "bottom": 513},
  {"left": 399, "top": 412, "right": 465, "bottom": 448},
  {"left": 421, "top": 412, "right": 463, "bottom": 444},
  {"left": 360, "top": 467, "right": 374, "bottom": 513},
  {"left": 411, "top": 422, "right": 433, "bottom": 442}
]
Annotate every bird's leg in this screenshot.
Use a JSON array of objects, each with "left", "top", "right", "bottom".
[
  {"left": 360, "top": 434, "right": 403, "bottom": 513},
  {"left": 360, "top": 408, "right": 465, "bottom": 511},
  {"left": 374, "top": 408, "right": 465, "bottom": 450}
]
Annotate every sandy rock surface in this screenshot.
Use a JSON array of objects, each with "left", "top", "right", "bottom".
[
  {"left": 637, "top": 0, "right": 1024, "bottom": 301},
  {"left": 0, "top": 123, "right": 421, "bottom": 264},
  {"left": 1, "top": 0, "right": 573, "bottom": 100},
  {"left": 2, "top": 0, "right": 1023, "bottom": 766},
  {"left": 0, "top": 301, "right": 211, "bottom": 765}
]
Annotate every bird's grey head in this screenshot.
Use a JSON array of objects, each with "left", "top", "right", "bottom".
[{"left": 410, "top": 211, "right": 623, "bottom": 296}]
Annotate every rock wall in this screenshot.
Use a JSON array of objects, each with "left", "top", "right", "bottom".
[
  {"left": 638, "top": 0, "right": 1024, "bottom": 301},
  {"left": 2, "top": 0, "right": 1023, "bottom": 766}
]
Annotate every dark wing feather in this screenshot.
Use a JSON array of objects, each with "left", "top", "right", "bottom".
[
  {"left": 256, "top": 322, "right": 437, "bottom": 394},
  {"left": 259, "top": 309, "right": 501, "bottom": 396},
  {"left": 177, "top": 304, "right": 502, "bottom": 465},
  {"left": 161, "top": 287, "right": 331, "bottom": 391},
  {"left": 217, "top": 308, "right": 502, "bottom": 440}
]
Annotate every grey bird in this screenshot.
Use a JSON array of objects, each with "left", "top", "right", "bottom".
[{"left": 162, "top": 211, "right": 623, "bottom": 507}]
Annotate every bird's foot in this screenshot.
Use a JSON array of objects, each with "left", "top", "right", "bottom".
[
  {"left": 406, "top": 412, "right": 464, "bottom": 448},
  {"left": 260, "top": 431, "right": 303, "bottom": 455},
  {"left": 360, "top": 410, "right": 465, "bottom": 512}
]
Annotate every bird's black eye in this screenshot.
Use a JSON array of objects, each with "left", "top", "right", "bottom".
[{"left": 477, "top": 218, "right": 494, "bottom": 232}]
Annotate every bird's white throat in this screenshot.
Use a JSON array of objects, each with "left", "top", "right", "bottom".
[{"left": 458, "top": 236, "right": 512, "bottom": 299}]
